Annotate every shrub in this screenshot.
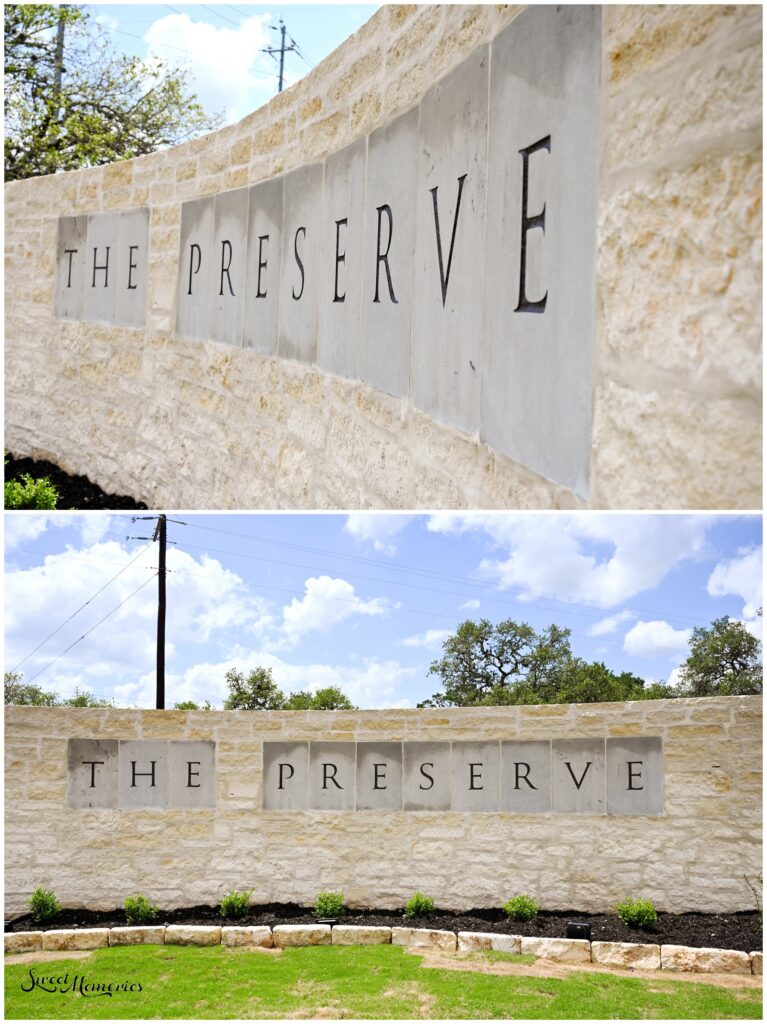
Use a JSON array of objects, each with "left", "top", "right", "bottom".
[
  {"left": 502, "top": 895, "right": 539, "bottom": 922},
  {"left": 220, "top": 889, "right": 253, "bottom": 919},
  {"left": 313, "top": 891, "right": 345, "bottom": 919},
  {"left": 404, "top": 892, "right": 435, "bottom": 918},
  {"left": 5, "top": 473, "right": 58, "bottom": 510},
  {"left": 124, "top": 894, "right": 159, "bottom": 925},
  {"left": 616, "top": 898, "right": 657, "bottom": 929},
  {"left": 28, "top": 887, "right": 61, "bottom": 923}
]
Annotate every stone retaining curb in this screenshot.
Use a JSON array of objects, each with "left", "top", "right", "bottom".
[{"left": 4, "top": 927, "right": 762, "bottom": 975}]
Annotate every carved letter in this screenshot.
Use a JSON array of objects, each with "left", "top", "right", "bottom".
[
  {"left": 565, "top": 761, "right": 592, "bottom": 790},
  {"left": 322, "top": 762, "right": 343, "bottom": 790},
  {"left": 187, "top": 243, "right": 202, "bottom": 295},
  {"left": 64, "top": 249, "right": 78, "bottom": 288},
  {"left": 373, "top": 205, "right": 397, "bottom": 303},
  {"left": 514, "top": 762, "right": 537, "bottom": 790},
  {"left": 127, "top": 245, "right": 139, "bottom": 290},
  {"left": 515, "top": 135, "right": 550, "bottom": 314},
  {"left": 469, "top": 762, "right": 483, "bottom": 790},
  {"left": 91, "top": 247, "right": 110, "bottom": 288},
  {"left": 278, "top": 763, "right": 294, "bottom": 789},
  {"left": 419, "top": 762, "right": 435, "bottom": 790},
  {"left": 333, "top": 217, "right": 347, "bottom": 303},
  {"left": 626, "top": 761, "right": 644, "bottom": 791},
  {"left": 292, "top": 226, "right": 306, "bottom": 300},
  {"left": 256, "top": 234, "right": 269, "bottom": 298},
  {"left": 373, "top": 763, "right": 387, "bottom": 790},
  {"left": 219, "top": 240, "right": 235, "bottom": 297},
  {"left": 186, "top": 761, "right": 201, "bottom": 788},
  {"left": 430, "top": 174, "right": 467, "bottom": 308},
  {"left": 82, "top": 760, "right": 104, "bottom": 788},
  {"left": 130, "top": 761, "right": 157, "bottom": 788}
]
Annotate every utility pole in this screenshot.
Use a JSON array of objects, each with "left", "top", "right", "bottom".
[
  {"left": 262, "top": 18, "right": 298, "bottom": 93},
  {"left": 153, "top": 515, "right": 167, "bottom": 710}
]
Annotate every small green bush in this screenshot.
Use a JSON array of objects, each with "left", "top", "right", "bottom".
[
  {"left": 616, "top": 898, "right": 657, "bottom": 929},
  {"left": 502, "top": 895, "right": 539, "bottom": 922},
  {"left": 28, "top": 887, "right": 61, "bottom": 923},
  {"left": 124, "top": 894, "right": 159, "bottom": 925},
  {"left": 4, "top": 473, "right": 58, "bottom": 510},
  {"left": 404, "top": 892, "right": 435, "bottom": 918},
  {"left": 220, "top": 889, "right": 253, "bottom": 919},
  {"left": 313, "top": 891, "right": 345, "bottom": 919}
]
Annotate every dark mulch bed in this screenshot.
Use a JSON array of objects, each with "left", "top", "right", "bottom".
[
  {"left": 5, "top": 903, "right": 761, "bottom": 953},
  {"left": 4, "top": 452, "right": 147, "bottom": 510}
]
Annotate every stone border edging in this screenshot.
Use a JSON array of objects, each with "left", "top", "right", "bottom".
[{"left": 4, "top": 925, "right": 762, "bottom": 976}]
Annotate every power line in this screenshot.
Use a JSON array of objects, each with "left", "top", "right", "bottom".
[
  {"left": 9, "top": 543, "right": 154, "bottom": 674},
  {"left": 25, "top": 575, "right": 158, "bottom": 686},
  {"left": 113, "top": 26, "right": 274, "bottom": 77},
  {"left": 201, "top": 4, "right": 242, "bottom": 28}
]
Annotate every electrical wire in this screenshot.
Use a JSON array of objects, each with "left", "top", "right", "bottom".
[{"left": 9, "top": 543, "right": 154, "bottom": 674}]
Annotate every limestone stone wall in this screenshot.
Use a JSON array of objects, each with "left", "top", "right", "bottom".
[
  {"left": 4, "top": 4, "right": 762, "bottom": 509},
  {"left": 5, "top": 697, "right": 762, "bottom": 916}
]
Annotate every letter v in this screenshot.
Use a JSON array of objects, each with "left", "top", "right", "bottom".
[
  {"left": 565, "top": 761, "right": 592, "bottom": 790},
  {"left": 430, "top": 174, "right": 467, "bottom": 308}
]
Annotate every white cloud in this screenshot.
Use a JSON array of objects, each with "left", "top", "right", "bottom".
[
  {"left": 144, "top": 13, "right": 275, "bottom": 123},
  {"left": 281, "top": 576, "right": 388, "bottom": 638},
  {"left": 623, "top": 620, "right": 692, "bottom": 659},
  {"left": 707, "top": 546, "right": 763, "bottom": 620},
  {"left": 427, "top": 513, "right": 710, "bottom": 608},
  {"left": 588, "top": 609, "right": 636, "bottom": 637},
  {"left": 344, "top": 514, "right": 414, "bottom": 555},
  {"left": 399, "top": 629, "right": 452, "bottom": 649},
  {"left": 5, "top": 512, "right": 112, "bottom": 551},
  {"left": 460, "top": 598, "right": 480, "bottom": 610}
]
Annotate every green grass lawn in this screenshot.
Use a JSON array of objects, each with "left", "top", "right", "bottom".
[{"left": 4, "top": 943, "right": 762, "bottom": 1020}]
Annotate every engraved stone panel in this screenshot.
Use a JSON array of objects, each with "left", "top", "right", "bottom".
[
  {"left": 412, "top": 47, "right": 488, "bottom": 435},
  {"left": 356, "top": 742, "right": 402, "bottom": 811},
  {"left": 83, "top": 213, "right": 118, "bottom": 323},
  {"left": 263, "top": 741, "right": 309, "bottom": 810},
  {"left": 450, "top": 741, "right": 500, "bottom": 812},
  {"left": 243, "top": 177, "right": 283, "bottom": 353},
  {"left": 279, "top": 162, "right": 324, "bottom": 364},
  {"left": 209, "top": 188, "right": 249, "bottom": 346},
  {"left": 403, "top": 741, "right": 451, "bottom": 811},
  {"left": 318, "top": 138, "right": 366, "bottom": 379},
  {"left": 118, "top": 740, "right": 168, "bottom": 810},
  {"left": 501, "top": 740, "right": 551, "bottom": 813},
  {"left": 114, "top": 208, "right": 149, "bottom": 328},
  {"left": 607, "top": 736, "right": 663, "bottom": 816},
  {"left": 552, "top": 738, "right": 605, "bottom": 814},
  {"left": 169, "top": 740, "right": 216, "bottom": 809},
  {"left": 67, "top": 739, "right": 118, "bottom": 809},
  {"left": 482, "top": 5, "right": 601, "bottom": 499},
  {"left": 54, "top": 216, "right": 88, "bottom": 320},
  {"left": 308, "top": 741, "right": 355, "bottom": 811},
  {"left": 362, "top": 109, "right": 418, "bottom": 398},
  {"left": 177, "top": 196, "right": 214, "bottom": 338}
]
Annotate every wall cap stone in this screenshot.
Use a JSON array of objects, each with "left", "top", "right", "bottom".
[
  {"left": 41, "top": 928, "right": 110, "bottom": 951},
  {"left": 391, "top": 927, "right": 457, "bottom": 950},
  {"left": 331, "top": 925, "right": 392, "bottom": 945},
  {"left": 457, "top": 931, "right": 522, "bottom": 953},
  {"left": 520, "top": 936, "right": 591, "bottom": 963},
  {"left": 272, "top": 924, "right": 332, "bottom": 947},
  {"left": 660, "top": 944, "right": 752, "bottom": 975},
  {"left": 591, "top": 940, "right": 661, "bottom": 970},
  {"left": 108, "top": 926, "right": 166, "bottom": 946},
  {"left": 164, "top": 924, "right": 222, "bottom": 946},
  {"left": 221, "top": 925, "right": 273, "bottom": 947},
  {"left": 5, "top": 931, "right": 43, "bottom": 953}
]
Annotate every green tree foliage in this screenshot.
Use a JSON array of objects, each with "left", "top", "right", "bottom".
[
  {"left": 677, "top": 615, "right": 762, "bottom": 697},
  {"left": 173, "top": 700, "right": 215, "bottom": 711},
  {"left": 4, "top": 671, "right": 59, "bottom": 706},
  {"left": 224, "top": 668, "right": 357, "bottom": 710},
  {"left": 61, "top": 687, "right": 114, "bottom": 707},
  {"left": 419, "top": 619, "right": 675, "bottom": 707},
  {"left": 5, "top": 4, "right": 223, "bottom": 180}
]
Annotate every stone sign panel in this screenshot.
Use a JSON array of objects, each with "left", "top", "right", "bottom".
[{"left": 52, "top": 6, "right": 602, "bottom": 496}]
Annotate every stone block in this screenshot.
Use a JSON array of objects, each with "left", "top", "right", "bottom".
[
  {"left": 5, "top": 931, "right": 43, "bottom": 954},
  {"left": 403, "top": 742, "right": 451, "bottom": 811},
  {"left": 108, "top": 926, "right": 166, "bottom": 946},
  {"left": 751, "top": 951, "right": 762, "bottom": 975},
  {"left": 42, "top": 928, "right": 110, "bottom": 951},
  {"left": 209, "top": 187, "right": 249, "bottom": 346},
  {"left": 221, "top": 926, "right": 273, "bottom": 947},
  {"left": 520, "top": 937, "right": 591, "bottom": 963},
  {"left": 273, "top": 924, "right": 331, "bottom": 947},
  {"left": 331, "top": 925, "right": 392, "bottom": 945},
  {"left": 83, "top": 213, "right": 118, "bottom": 323},
  {"left": 278, "top": 162, "right": 323, "bottom": 364},
  {"left": 68, "top": 738, "right": 118, "bottom": 809},
  {"left": 591, "top": 940, "right": 661, "bottom": 970},
  {"left": 176, "top": 196, "right": 214, "bottom": 339},
  {"left": 309, "top": 741, "right": 355, "bottom": 811},
  {"left": 356, "top": 742, "right": 403, "bottom": 811},
  {"left": 165, "top": 925, "right": 222, "bottom": 946},
  {"left": 118, "top": 740, "right": 168, "bottom": 809},
  {"left": 54, "top": 216, "right": 87, "bottom": 320},
  {"left": 243, "top": 176, "right": 283, "bottom": 354},
  {"left": 661, "top": 944, "right": 752, "bottom": 975},
  {"left": 552, "top": 738, "right": 606, "bottom": 814},
  {"left": 457, "top": 931, "right": 521, "bottom": 953},
  {"left": 451, "top": 741, "right": 501, "bottom": 812},
  {"left": 606, "top": 736, "right": 663, "bottom": 816},
  {"left": 169, "top": 740, "right": 216, "bottom": 809},
  {"left": 501, "top": 741, "right": 551, "bottom": 813},
  {"left": 114, "top": 208, "right": 149, "bottom": 328},
  {"left": 392, "top": 928, "right": 457, "bottom": 951}
]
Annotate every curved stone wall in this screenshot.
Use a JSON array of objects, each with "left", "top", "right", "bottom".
[{"left": 4, "top": 4, "right": 762, "bottom": 508}]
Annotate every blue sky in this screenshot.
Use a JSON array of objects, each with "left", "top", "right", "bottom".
[
  {"left": 84, "top": 3, "right": 379, "bottom": 123},
  {"left": 5, "top": 513, "right": 762, "bottom": 708}
]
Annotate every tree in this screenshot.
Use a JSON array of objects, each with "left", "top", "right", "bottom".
[
  {"left": 553, "top": 661, "right": 673, "bottom": 705},
  {"left": 224, "top": 667, "right": 286, "bottom": 710},
  {"left": 284, "top": 686, "right": 357, "bottom": 711},
  {"left": 5, "top": 4, "right": 223, "bottom": 180},
  {"left": 173, "top": 700, "right": 215, "bottom": 711},
  {"left": 61, "top": 688, "right": 114, "bottom": 708},
  {"left": 677, "top": 616, "right": 762, "bottom": 697},
  {"left": 4, "top": 671, "right": 58, "bottom": 706},
  {"left": 419, "top": 618, "right": 575, "bottom": 707}
]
